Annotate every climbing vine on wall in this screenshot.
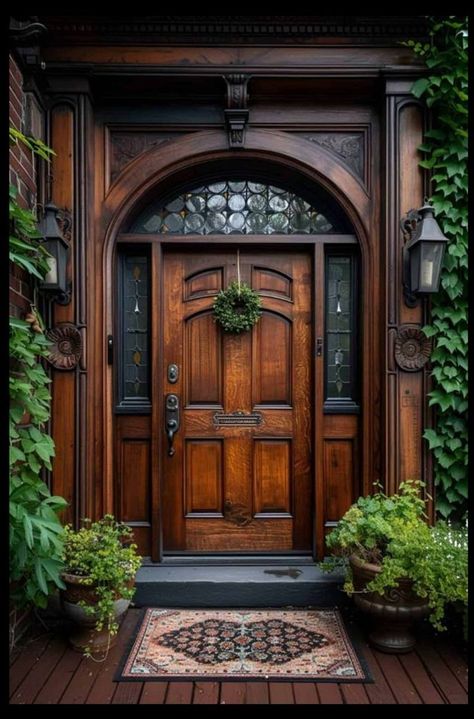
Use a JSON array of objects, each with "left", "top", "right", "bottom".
[
  {"left": 9, "top": 128, "right": 67, "bottom": 625},
  {"left": 407, "top": 17, "right": 468, "bottom": 520}
]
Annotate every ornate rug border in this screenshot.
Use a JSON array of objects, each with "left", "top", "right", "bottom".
[{"left": 114, "top": 607, "right": 373, "bottom": 684}]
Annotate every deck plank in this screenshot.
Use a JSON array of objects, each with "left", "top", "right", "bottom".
[
  {"left": 434, "top": 640, "right": 468, "bottom": 691},
  {"left": 246, "top": 682, "right": 270, "bottom": 704},
  {"left": 60, "top": 655, "right": 103, "bottom": 704},
  {"left": 373, "top": 652, "right": 422, "bottom": 704},
  {"left": 112, "top": 682, "right": 143, "bottom": 704},
  {"left": 139, "top": 682, "right": 169, "bottom": 704},
  {"left": 293, "top": 682, "right": 319, "bottom": 704},
  {"left": 399, "top": 651, "right": 445, "bottom": 704},
  {"left": 34, "top": 647, "right": 82, "bottom": 704},
  {"left": 416, "top": 640, "right": 468, "bottom": 704},
  {"left": 9, "top": 634, "right": 52, "bottom": 697},
  {"left": 340, "top": 683, "right": 370, "bottom": 704},
  {"left": 220, "top": 682, "right": 246, "bottom": 704},
  {"left": 85, "top": 610, "right": 141, "bottom": 704},
  {"left": 362, "top": 646, "right": 397, "bottom": 704},
  {"left": 193, "top": 682, "right": 220, "bottom": 704},
  {"left": 269, "top": 682, "right": 295, "bottom": 704},
  {"left": 315, "top": 683, "right": 343, "bottom": 703},
  {"left": 165, "top": 682, "right": 194, "bottom": 704},
  {"left": 10, "top": 638, "right": 67, "bottom": 704}
]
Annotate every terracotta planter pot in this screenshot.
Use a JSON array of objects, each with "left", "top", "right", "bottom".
[
  {"left": 60, "top": 572, "right": 133, "bottom": 655},
  {"left": 350, "top": 554, "right": 430, "bottom": 654}
]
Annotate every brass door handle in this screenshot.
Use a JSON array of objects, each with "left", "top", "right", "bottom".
[{"left": 165, "top": 394, "right": 180, "bottom": 456}]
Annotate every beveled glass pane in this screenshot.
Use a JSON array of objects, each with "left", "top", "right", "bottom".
[
  {"left": 120, "top": 255, "right": 149, "bottom": 405},
  {"left": 325, "top": 255, "right": 355, "bottom": 402},
  {"left": 131, "top": 180, "right": 343, "bottom": 234}
]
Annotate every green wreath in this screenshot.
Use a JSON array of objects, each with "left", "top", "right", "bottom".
[{"left": 213, "top": 280, "right": 262, "bottom": 333}]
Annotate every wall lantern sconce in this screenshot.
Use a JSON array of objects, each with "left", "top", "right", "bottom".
[
  {"left": 401, "top": 203, "right": 448, "bottom": 307},
  {"left": 38, "top": 202, "right": 71, "bottom": 305}
]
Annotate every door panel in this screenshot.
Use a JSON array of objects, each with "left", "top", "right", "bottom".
[{"left": 162, "top": 248, "right": 312, "bottom": 552}]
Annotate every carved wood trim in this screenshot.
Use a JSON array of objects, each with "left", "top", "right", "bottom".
[
  {"left": 394, "top": 325, "right": 431, "bottom": 372},
  {"left": 46, "top": 322, "right": 82, "bottom": 370},
  {"left": 224, "top": 74, "right": 249, "bottom": 148},
  {"left": 300, "top": 132, "right": 364, "bottom": 180}
]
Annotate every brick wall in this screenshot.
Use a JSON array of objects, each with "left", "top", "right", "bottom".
[{"left": 9, "top": 54, "right": 38, "bottom": 319}]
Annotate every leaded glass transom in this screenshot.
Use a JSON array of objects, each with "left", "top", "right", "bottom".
[{"left": 131, "top": 181, "right": 340, "bottom": 235}]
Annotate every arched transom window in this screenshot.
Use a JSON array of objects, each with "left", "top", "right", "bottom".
[{"left": 130, "top": 180, "right": 345, "bottom": 235}]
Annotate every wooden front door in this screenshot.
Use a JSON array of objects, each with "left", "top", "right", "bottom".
[{"left": 162, "top": 247, "right": 312, "bottom": 553}]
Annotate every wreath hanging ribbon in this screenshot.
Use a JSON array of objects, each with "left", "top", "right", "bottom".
[{"left": 213, "top": 250, "right": 262, "bottom": 333}]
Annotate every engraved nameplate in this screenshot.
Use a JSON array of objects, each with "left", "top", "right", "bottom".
[{"left": 213, "top": 411, "right": 263, "bottom": 427}]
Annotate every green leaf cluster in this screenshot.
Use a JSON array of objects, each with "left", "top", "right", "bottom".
[
  {"left": 213, "top": 280, "right": 262, "bottom": 333},
  {"left": 321, "top": 481, "right": 468, "bottom": 630},
  {"left": 62, "top": 516, "right": 142, "bottom": 642},
  {"left": 407, "top": 17, "right": 468, "bottom": 519},
  {"left": 9, "top": 128, "right": 67, "bottom": 612}
]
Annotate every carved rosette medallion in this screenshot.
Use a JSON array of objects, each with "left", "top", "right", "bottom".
[
  {"left": 394, "top": 326, "right": 431, "bottom": 372},
  {"left": 46, "top": 323, "right": 82, "bottom": 370}
]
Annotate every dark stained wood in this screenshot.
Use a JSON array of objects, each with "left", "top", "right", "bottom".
[
  {"left": 293, "top": 682, "right": 319, "bottom": 704},
  {"left": 10, "top": 638, "right": 67, "bottom": 704},
  {"left": 269, "top": 682, "right": 295, "bottom": 704},
  {"left": 34, "top": 647, "right": 83, "bottom": 704},
  {"left": 399, "top": 652, "right": 445, "bottom": 704},
  {"left": 165, "top": 682, "right": 194, "bottom": 704},
  {"left": 162, "top": 249, "right": 313, "bottom": 553},
  {"left": 139, "top": 683, "right": 168, "bottom": 704},
  {"left": 340, "top": 683, "right": 370, "bottom": 704},
  {"left": 373, "top": 652, "right": 422, "bottom": 704},
  {"left": 361, "top": 645, "right": 397, "bottom": 704},
  {"left": 415, "top": 640, "right": 468, "bottom": 705},
  {"left": 314, "top": 243, "right": 325, "bottom": 557},
  {"left": 10, "top": 610, "right": 467, "bottom": 705},
  {"left": 220, "top": 682, "right": 246, "bottom": 705},
  {"left": 246, "top": 682, "right": 270, "bottom": 704},
  {"left": 9, "top": 634, "right": 52, "bottom": 696},
  {"left": 50, "top": 104, "right": 76, "bottom": 526},
  {"left": 85, "top": 610, "right": 140, "bottom": 704},
  {"left": 112, "top": 682, "right": 143, "bottom": 704},
  {"left": 193, "top": 682, "right": 220, "bottom": 704},
  {"left": 315, "top": 683, "right": 343, "bottom": 704}
]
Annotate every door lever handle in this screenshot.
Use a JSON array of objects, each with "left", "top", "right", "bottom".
[{"left": 165, "top": 394, "right": 180, "bottom": 457}]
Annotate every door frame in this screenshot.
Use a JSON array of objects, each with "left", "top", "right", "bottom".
[
  {"left": 115, "top": 233, "right": 358, "bottom": 562},
  {"left": 97, "top": 129, "right": 378, "bottom": 563}
]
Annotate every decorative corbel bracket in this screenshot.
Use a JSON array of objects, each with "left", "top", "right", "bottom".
[{"left": 224, "top": 74, "right": 250, "bottom": 148}]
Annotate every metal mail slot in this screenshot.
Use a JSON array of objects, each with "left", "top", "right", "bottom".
[{"left": 213, "top": 411, "right": 263, "bottom": 427}]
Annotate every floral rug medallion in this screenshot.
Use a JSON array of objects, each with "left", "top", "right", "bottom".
[{"left": 118, "top": 608, "right": 370, "bottom": 682}]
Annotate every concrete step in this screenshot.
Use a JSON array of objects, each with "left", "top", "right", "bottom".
[{"left": 133, "top": 561, "right": 346, "bottom": 607}]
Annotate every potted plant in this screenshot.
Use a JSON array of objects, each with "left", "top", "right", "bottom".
[
  {"left": 61, "top": 514, "right": 141, "bottom": 657},
  {"left": 321, "top": 480, "right": 467, "bottom": 653}
]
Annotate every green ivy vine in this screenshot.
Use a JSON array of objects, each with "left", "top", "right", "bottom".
[
  {"left": 407, "top": 17, "right": 468, "bottom": 520},
  {"left": 9, "top": 128, "right": 68, "bottom": 628}
]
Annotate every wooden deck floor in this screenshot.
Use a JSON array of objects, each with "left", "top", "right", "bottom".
[{"left": 10, "top": 609, "right": 468, "bottom": 704}]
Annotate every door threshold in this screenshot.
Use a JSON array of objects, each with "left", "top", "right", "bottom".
[{"left": 143, "top": 554, "right": 315, "bottom": 567}]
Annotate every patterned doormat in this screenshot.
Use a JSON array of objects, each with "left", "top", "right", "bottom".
[{"left": 116, "top": 608, "right": 371, "bottom": 682}]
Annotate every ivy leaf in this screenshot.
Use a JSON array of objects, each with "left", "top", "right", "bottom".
[{"left": 412, "top": 77, "right": 430, "bottom": 97}]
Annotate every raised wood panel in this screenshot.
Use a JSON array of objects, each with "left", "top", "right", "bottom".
[
  {"left": 186, "top": 518, "right": 293, "bottom": 551},
  {"left": 253, "top": 311, "right": 292, "bottom": 406},
  {"left": 399, "top": 375, "right": 422, "bottom": 482},
  {"left": 252, "top": 266, "right": 292, "bottom": 300},
  {"left": 120, "top": 440, "right": 150, "bottom": 522},
  {"left": 185, "top": 440, "right": 223, "bottom": 515},
  {"left": 253, "top": 439, "right": 291, "bottom": 515},
  {"left": 324, "top": 439, "right": 354, "bottom": 523},
  {"left": 185, "top": 312, "right": 222, "bottom": 406},
  {"left": 185, "top": 267, "right": 223, "bottom": 300}
]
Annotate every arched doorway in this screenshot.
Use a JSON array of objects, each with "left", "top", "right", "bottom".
[{"left": 109, "top": 158, "right": 364, "bottom": 561}]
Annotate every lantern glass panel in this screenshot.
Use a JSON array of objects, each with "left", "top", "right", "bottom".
[{"left": 418, "top": 242, "right": 445, "bottom": 293}]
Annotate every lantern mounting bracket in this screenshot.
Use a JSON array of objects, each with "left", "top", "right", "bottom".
[
  {"left": 54, "top": 279, "right": 72, "bottom": 306},
  {"left": 401, "top": 208, "right": 421, "bottom": 308}
]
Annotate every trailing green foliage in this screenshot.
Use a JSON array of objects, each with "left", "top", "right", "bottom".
[
  {"left": 213, "top": 280, "right": 262, "bottom": 333},
  {"left": 321, "top": 481, "right": 468, "bottom": 631},
  {"left": 9, "top": 128, "right": 67, "bottom": 611},
  {"left": 406, "top": 18, "right": 468, "bottom": 520},
  {"left": 62, "top": 516, "right": 142, "bottom": 649}
]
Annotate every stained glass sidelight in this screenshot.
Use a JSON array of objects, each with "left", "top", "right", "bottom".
[
  {"left": 118, "top": 254, "right": 150, "bottom": 409},
  {"left": 325, "top": 255, "right": 356, "bottom": 402},
  {"left": 130, "top": 180, "right": 342, "bottom": 235}
]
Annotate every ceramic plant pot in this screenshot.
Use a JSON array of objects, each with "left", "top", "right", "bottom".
[
  {"left": 61, "top": 572, "right": 132, "bottom": 655},
  {"left": 350, "top": 554, "right": 430, "bottom": 653}
]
